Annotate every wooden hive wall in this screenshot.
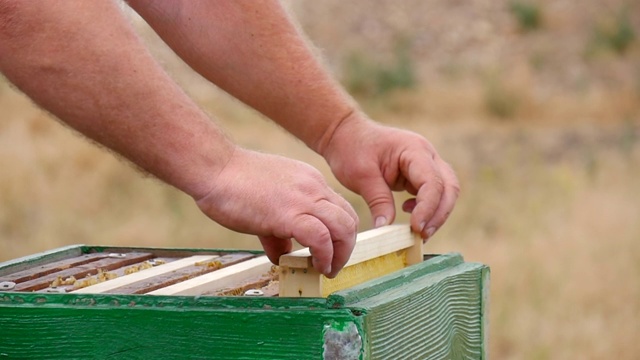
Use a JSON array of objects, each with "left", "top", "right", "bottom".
[
  {"left": 356, "top": 263, "right": 488, "bottom": 359},
  {"left": 0, "top": 247, "right": 489, "bottom": 359},
  {"left": 326, "top": 253, "right": 490, "bottom": 360},
  {"left": 0, "top": 294, "right": 360, "bottom": 359}
]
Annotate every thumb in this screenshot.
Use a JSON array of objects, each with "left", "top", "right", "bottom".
[
  {"left": 358, "top": 176, "right": 396, "bottom": 228},
  {"left": 258, "top": 236, "right": 293, "bottom": 265}
]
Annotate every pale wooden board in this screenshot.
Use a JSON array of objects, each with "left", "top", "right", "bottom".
[
  {"left": 147, "top": 256, "right": 273, "bottom": 296},
  {"left": 104, "top": 253, "right": 256, "bottom": 294},
  {"left": 1, "top": 253, "right": 107, "bottom": 283},
  {"left": 279, "top": 266, "right": 322, "bottom": 298},
  {"left": 279, "top": 225, "right": 418, "bottom": 269},
  {"left": 406, "top": 230, "right": 424, "bottom": 266},
  {"left": 0, "top": 244, "right": 84, "bottom": 276},
  {"left": 320, "top": 250, "right": 407, "bottom": 297},
  {"left": 71, "top": 255, "right": 219, "bottom": 294},
  {"left": 280, "top": 250, "right": 409, "bottom": 298},
  {"left": 13, "top": 252, "right": 155, "bottom": 292},
  {"left": 279, "top": 225, "right": 422, "bottom": 297}
]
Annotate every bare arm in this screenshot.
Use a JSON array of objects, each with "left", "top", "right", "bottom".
[
  {"left": 0, "top": 0, "right": 232, "bottom": 199},
  {"left": 0, "top": 0, "right": 357, "bottom": 277},
  {"left": 127, "top": 0, "right": 460, "bottom": 238},
  {"left": 126, "top": 0, "right": 354, "bottom": 154}
]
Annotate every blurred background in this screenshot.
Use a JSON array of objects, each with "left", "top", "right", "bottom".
[{"left": 1, "top": 0, "right": 639, "bottom": 358}]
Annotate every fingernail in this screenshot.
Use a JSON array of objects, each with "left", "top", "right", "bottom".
[
  {"left": 426, "top": 227, "right": 436, "bottom": 239},
  {"left": 324, "top": 265, "right": 332, "bottom": 276},
  {"left": 375, "top": 216, "right": 387, "bottom": 228},
  {"left": 419, "top": 221, "right": 427, "bottom": 233}
]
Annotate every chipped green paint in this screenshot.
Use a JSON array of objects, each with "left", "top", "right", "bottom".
[
  {"left": 323, "top": 321, "right": 363, "bottom": 360},
  {"left": 0, "top": 246, "right": 489, "bottom": 359}
]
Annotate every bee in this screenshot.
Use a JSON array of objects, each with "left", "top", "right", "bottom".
[
  {"left": 50, "top": 275, "right": 77, "bottom": 288},
  {"left": 195, "top": 260, "right": 223, "bottom": 269}
]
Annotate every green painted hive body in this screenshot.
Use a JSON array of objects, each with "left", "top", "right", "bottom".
[{"left": 0, "top": 245, "right": 489, "bottom": 359}]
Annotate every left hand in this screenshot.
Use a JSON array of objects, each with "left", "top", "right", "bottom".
[
  {"left": 320, "top": 114, "right": 460, "bottom": 240},
  {"left": 194, "top": 147, "right": 358, "bottom": 278}
]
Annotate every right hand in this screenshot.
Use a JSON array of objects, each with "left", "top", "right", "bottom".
[
  {"left": 321, "top": 115, "right": 460, "bottom": 241},
  {"left": 194, "top": 147, "right": 358, "bottom": 277}
]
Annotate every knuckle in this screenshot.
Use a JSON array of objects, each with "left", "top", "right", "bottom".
[
  {"left": 416, "top": 202, "right": 438, "bottom": 221},
  {"left": 351, "top": 214, "right": 360, "bottom": 231},
  {"left": 433, "top": 210, "right": 452, "bottom": 226},
  {"left": 300, "top": 163, "right": 325, "bottom": 181},
  {"left": 451, "top": 181, "right": 461, "bottom": 196},
  {"left": 432, "top": 175, "right": 445, "bottom": 193},
  {"left": 295, "top": 176, "right": 327, "bottom": 197},
  {"left": 362, "top": 186, "right": 392, "bottom": 207},
  {"left": 344, "top": 216, "right": 358, "bottom": 237}
]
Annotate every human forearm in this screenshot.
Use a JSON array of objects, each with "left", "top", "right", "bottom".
[
  {"left": 0, "top": 0, "right": 234, "bottom": 199},
  {"left": 0, "top": 0, "right": 358, "bottom": 275},
  {"left": 126, "top": 0, "right": 358, "bottom": 155},
  {"left": 126, "top": 1, "right": 460, "bottom": 237}
]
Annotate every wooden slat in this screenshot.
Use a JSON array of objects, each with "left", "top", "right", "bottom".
[
  {"left": 148, "top": 256, "right": 273, "bottom": 296},
  {"left": 213, "top": 272, "right": 277, "bottom": 296},
  {"left": 279, "top": 225, "right": 420, "bottom": 269},
  {"left": 107, "top": 252, "right": 256, "bottom": 294},
  {"left": 320, "top": 250, "right": 407, "bottom": 297},
  {"left": 0, "top": 244, "right": 84, "bottom": 276},
  {"left": 0, "top": 253, "right": 107, "bottom": 283},
  {"left": 14, "top": 252, "right": 154, "bottom": 292},
  {"left": 71, "top": 255, "right": 219, "bottom": 294},
  {"left": 279, "top": 266, "right": 322, "bottom": 297},
  {"left": 279, "top": 225, "right": 422, "bottom": 297},
  {"left": 405, "top": 230, "right": 424, "bottom": 266},
  {"left": 84, "top": 247, "right": 227, "bottom": 258}
]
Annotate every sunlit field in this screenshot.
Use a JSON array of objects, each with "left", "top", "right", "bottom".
[{"left": 1, "top": 1, "right": 639, "bottom": 358}]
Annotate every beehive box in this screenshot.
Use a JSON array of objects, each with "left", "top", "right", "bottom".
[{"left": 0, "top": 225, "right": 489, "bottom": 359}]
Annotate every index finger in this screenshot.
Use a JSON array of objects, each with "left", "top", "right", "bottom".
[
  {"left": 290, "top": 214, "right": 334, "bottom": 275},
  {"left": 420, "top": 159, "right": 460, "bottom": 240},
  {"left": 401, "top": 151, "right": 446, "bottom": 236}
]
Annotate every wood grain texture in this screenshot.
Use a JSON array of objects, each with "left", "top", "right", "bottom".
[
  {"left": 82, "top": 246, "right": 246, "bottom": 258},
  {"left": 147, "top": 256, "right": 273, "bottom": 296},
  {"left": 0, "top": 303, "right": 361, "bottom": 359},
  {"left": 0, "top": 244, "right": 83, "bottom": 276},
  {"left": 0, "top": 291, "right": 328, "bottom": 309},
  {"left": 280, "top": 225, "right": 417, "bottom": 269},
  {"left": 106, "top": 252, "right": 256, "bottom": 295},
  {"left": 279, "top": 265, "right": 322, "bottom": 297},
  {"left": 350, "top": 262, "right": 487, "bottom": 360},
  {"left": 0, "top": 247, "right": 488, "bottom": 360},
  {"left": 320, "top": 250, "right": 407, "bottom": 297},
  {"left": 281, "top": 251, "right": 410, "bottom": 298},
  {"left": 279, "top": 225, "right": 421, "bottom": 298},
  {"left": 328, "top": 253, "right": 465, "bottom": 307},
  {"left": 13, "top": 253, "right": 155, "bottom": 292},
  {"left": 0, "top": 253, "right": 107, "bottom": 283},
  {"left": 71, "top": 255, "right": 218, "bottom": 294},
  {"left": 481, "top": 266, "right": 491, "bottom": 360}
]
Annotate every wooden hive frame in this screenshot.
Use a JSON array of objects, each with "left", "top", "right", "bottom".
[
  {"left": 279, "top": 224, "right": 423, "bottom": 297},
  {"left": 39, "top": 225, "right": 421, "bottom": 298},
  {"left": 0, "top": 225, "right": 490, "bottom": 359}
]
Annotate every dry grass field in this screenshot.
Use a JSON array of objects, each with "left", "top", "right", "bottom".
[{"left": 1, "top": 1, "right": 639, "bottom": 358}]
